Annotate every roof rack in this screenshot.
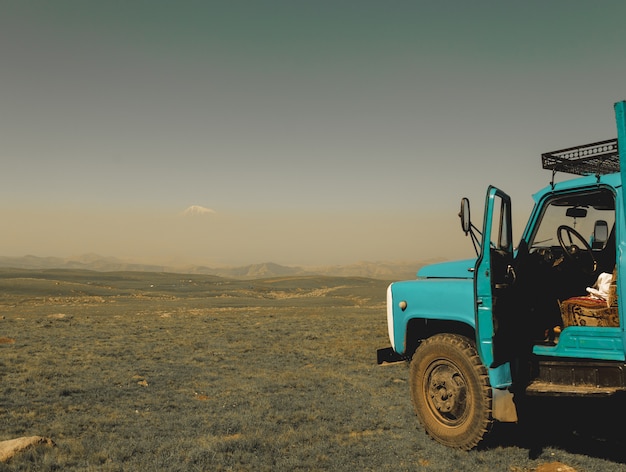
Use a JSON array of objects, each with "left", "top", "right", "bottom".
[{"left": 541, "top": 138, "right": 619, "bottom": 176}]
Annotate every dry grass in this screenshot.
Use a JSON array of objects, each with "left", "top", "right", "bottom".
[{"left": 0, "top": 269, "right": 624, "bottom": 471}]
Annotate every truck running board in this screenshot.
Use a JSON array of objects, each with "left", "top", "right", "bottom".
[
  {"left": 526, "top": 358, "right": 626, "bottom": 396},
  {"left": 526, "top": 381, "right": 625, "bottom": 397}
]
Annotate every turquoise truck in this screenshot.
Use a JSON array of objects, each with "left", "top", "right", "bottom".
[{"left": 377, "top": 100, "right": 626, "bottom": 450}]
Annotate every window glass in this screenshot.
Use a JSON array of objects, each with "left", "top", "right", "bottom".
[
  {"left": 530, "top": 190, "right": 615, "bottom": 250},
  {"left": 490, "top": 195, "right": 511, "bottom": 250}
]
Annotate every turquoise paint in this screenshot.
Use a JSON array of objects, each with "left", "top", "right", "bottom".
[
  {"left": 533, "top": 327, "right": 625, "bottom": 361},
  {"left": 389, "top": 278, "right": 475, "bottom": 354},
  {"left": 475, "top": 186, "right": 513, "bottom": 371},
  {"left": 489, "top": 363, "right": 513, "bottom": 389}
]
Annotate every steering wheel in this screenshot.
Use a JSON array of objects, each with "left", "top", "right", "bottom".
[{"left": 557, "top": 225, "right": 597, "bottom": 274}]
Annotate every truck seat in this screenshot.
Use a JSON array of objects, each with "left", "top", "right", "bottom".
[{"left": 558, "top": 269, "right": 619, "bottom": 328}]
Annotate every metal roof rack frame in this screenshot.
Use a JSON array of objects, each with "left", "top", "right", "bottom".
[{"left": 541, "top": 138, "right": 619, "bottom": 178}]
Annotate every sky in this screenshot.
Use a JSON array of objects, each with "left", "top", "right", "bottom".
[{"left": 1, "top": 1, "right": 626, "bottom": 267}]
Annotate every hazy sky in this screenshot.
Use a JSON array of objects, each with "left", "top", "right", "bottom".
[{"left": 2, "top": 1, "right": 626, "bottom": 267}]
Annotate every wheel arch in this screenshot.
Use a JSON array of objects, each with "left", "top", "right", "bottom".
[{"left": 405, "top": 318, "right": 476, "bottom": 359}]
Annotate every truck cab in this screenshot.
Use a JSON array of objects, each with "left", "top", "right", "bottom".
[{"left": 378, "top": 100, "right": 626, "bottom": 450}]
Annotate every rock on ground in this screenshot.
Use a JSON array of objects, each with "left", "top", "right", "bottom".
[
  {"left": 535, "top": 462, "right": 577, "bottom": 472},
  {"left": 0, "top": 436, "right": 55, "bottom": 462}
]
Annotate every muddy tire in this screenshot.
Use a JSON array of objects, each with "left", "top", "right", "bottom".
[{"left": 409, "top": 333, "right": 493, "bottom": 450}]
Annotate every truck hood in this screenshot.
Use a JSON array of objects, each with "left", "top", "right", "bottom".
[{"left": 417, "top": 258, "right": 476, "bottom": 279}]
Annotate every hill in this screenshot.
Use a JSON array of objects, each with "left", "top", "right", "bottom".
[{"left": 0, "top": 254, "right": 442, "bottom": 280}]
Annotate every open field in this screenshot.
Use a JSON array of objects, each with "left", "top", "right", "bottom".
[{"left": 0, "top": 269, "right": 625, "bottom": 471}]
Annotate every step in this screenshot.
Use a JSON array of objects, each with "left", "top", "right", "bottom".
[{"left": 525, "top": 381, "right": 623, "bottom": 397}]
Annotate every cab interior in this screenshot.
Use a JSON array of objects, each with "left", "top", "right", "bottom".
[{"left": 492, "top": 188, "right": 618, "bottom": 360}]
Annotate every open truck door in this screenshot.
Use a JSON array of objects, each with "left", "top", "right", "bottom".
[{"left": 474, "top": 186, "right": 515, "bottom": 386}]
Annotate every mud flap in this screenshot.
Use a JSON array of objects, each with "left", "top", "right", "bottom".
[
  {"left": 492, "top": 388, "right": 518, "bottom": 423},
  {"left": 377, "top": 347, "right": 405, "bottom": 365}
]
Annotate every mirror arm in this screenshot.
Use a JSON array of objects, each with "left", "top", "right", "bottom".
[{"left": 466, "top": 223, "right": 482, "bottom": 257}]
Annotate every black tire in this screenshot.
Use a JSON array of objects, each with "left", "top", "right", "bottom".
[{"left": 409, "top": 333, "right": 493, "bottom": 450}]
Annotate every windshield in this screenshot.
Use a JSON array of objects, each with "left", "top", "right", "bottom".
[{"left": 530, "top": 189, "right": 615, "bottom": 250}]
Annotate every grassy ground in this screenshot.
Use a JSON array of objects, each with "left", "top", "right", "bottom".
[{"left": 0, "top": 269, "right": 624, "bottom": 471}]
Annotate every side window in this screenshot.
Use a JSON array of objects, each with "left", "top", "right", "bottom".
[{"left": 490, "top": 195, "right": 512, "bottom": 251}]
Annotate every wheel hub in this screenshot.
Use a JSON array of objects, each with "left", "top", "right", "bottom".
[{"left": 427, "top": 362, "right": 468, "bottom": 424}]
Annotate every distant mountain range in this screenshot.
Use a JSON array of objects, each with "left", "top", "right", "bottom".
[{"left": 0, "top": 254, "right": 444, "bottom": 281}]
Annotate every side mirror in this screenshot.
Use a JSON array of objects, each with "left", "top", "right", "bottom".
[
  {"left": 593, "top": 220, "right": 609, "bottom": 247},
  {"left": 459, "top": 198, "right": 471, "bottom": 234}
]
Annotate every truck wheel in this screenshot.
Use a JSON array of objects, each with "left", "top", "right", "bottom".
[{"left": 409, "top": 333, "right": 493, "bottom": 450}]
